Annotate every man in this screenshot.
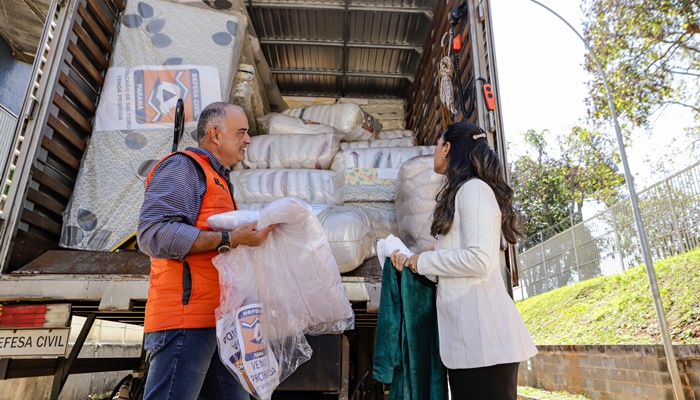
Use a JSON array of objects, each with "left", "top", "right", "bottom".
[{"left": 137, "top": 102, "right": 274, "bottom": 399}]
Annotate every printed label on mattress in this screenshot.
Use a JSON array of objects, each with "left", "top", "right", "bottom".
[{"left": 94, "top": 65, "right": 221, "bottom": 131}]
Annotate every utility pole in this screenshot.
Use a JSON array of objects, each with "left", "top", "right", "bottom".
[{"left": 523, "top": 1, "right": 686, "bottom": 398}]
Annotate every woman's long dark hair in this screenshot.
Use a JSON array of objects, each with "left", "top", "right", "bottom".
[{"left": 430, "top": 122, "right": 523, "bottom": 244}]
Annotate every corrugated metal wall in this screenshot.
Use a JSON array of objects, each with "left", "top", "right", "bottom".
[{"left": 0, "top": 105, "right": 18, "bottom": 173}]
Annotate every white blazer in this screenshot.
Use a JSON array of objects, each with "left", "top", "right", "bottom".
[{"left": 416, "top": 179, "right": 537, "bottom": 369}]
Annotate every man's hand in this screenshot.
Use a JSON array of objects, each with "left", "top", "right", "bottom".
[{"left": 230, "top": 222, "right": 279, "bottom": 248}]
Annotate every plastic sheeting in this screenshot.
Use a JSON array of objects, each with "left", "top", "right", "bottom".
[
  {"left": 330, "top": 146, "right": 436, "bottom": 173},
  {"left": 339, "top": 137, "right": 416, "bottom": 151},
  {"left": 61, "top": 0, "right": 246, "bottom": 251},
  {"left": 214, "top": 198, "right": 353, "bottom": 399},
  {"left": 230, "top": 169, "right": 340, "bottom": 205},
  {"left": 395, "top": 156, "right": 444, "bottom": 253},
  {"left": 257, "top": 112, "right": 340, "bottom": 136},
  {"left": 336, "top": 168, "right": 398, "bottom": 202},
  {"left": 345, "top": 201, "right": 398, "bottom": 240},
  {"left": 208, "top": 204, "right": 374, "bottom": 273},
  {"left": 376, "top": 129, "right": 414, "bottom": 139},
  {"left": 234, "top": 132, "right": 340, "bottom": 170},
  {"left": 283, "top": 103, "right": 382, "bottom": 142},
  {"left": 316, "top": 206, "right": 376, "bottom": 273}
]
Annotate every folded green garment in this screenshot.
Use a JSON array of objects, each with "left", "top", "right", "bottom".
[{"left": 373, "top": 258, "right": 448, "bottom": 400}]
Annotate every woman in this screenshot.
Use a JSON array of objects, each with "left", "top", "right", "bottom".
[{"left": 390, "top": 121, "right": 537, "bottom": 399}]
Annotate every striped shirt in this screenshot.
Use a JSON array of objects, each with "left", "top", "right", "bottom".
[{"left": 137, "top": 147, "right": 234, "bottom": 260}]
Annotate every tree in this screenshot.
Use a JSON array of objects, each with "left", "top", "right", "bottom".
[
  {"left": 582, "top": 0, "right": 700, "bottom": 131},
  {"left": 510, "top": 127, "right": 625, "bottom": 243}
]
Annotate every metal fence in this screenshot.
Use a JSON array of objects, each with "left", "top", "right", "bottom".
[{"left": 517, "top": 161, "right": 700, "bottom": 299}]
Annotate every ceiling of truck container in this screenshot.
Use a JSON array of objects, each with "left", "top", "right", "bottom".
[
  {"left": 2, "top": 0, "right": 437, "bottom": 98},
  {"left": 247, "top": 0, "right": 437, "bottom": 99}
]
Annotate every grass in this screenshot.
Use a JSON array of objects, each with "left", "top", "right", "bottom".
[
  {"left": 516, "top": 247, "right": 700, "bottom": 344},
  {"left": 518, "top": 386, "right": 591, "bottom": 399}
]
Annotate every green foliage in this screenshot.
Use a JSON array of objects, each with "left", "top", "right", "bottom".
[
  {"left": 510, "top": 128, "right": 624, "bottom": 241},
  {"left": 518, "top": 386, "right": 591, "bottom": 400},
  {"left": 516, "top": 247, "right": 700, "bottom": 344},
  {"left": 582, "top": 0, "right": 700, "bottom": 131}
]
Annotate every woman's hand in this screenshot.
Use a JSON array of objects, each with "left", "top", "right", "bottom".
[{"left": 389, "top": 250, "right": 420, "bottom": 274}]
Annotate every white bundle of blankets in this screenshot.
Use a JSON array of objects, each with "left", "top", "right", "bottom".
[
  {"left": 213, "top": 198, "right": 354, "bottom": 400},
  {"left": 209, "top": 203, "right": 375, "bottom": 273},
  {"left": 230, "top": 169, "right": 340, "bottom": 205},
  {"left": 235, "top": 132, "right": 340, "bottom": 170},
  {"left": 395, "top": 156, "right": 444, "bottom": 253},
  {"left": 339, "top": 137, "right": 416, "bottom": 151},
  {"left": 282, "top": 103, "right": 382, "bottom": 142}
]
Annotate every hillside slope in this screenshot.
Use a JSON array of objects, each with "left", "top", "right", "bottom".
[{"left": 516, "top": 247, "right": 700, "bottom": 344}]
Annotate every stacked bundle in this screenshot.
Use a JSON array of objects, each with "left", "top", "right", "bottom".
[
  {"left": 395, "top": 156, "right": 444, "bottom": 253},
  {"left": 331, "top": 146, "right": 436, "bottom": 239},
  {"left": 228, "top": 111, "right": 378, "bottom": 273}
]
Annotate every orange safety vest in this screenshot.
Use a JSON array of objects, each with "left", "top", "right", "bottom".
[{"left": 143, "top": 150, "right": 237, "bottom": 333}]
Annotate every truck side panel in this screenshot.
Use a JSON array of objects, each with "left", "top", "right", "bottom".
[{"left": 0, "top": 0, "right": 121, "bottom": 273}]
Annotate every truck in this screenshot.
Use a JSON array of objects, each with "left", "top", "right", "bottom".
[{"left": 0, "top": 0, "right": 514, "bottom": 398}]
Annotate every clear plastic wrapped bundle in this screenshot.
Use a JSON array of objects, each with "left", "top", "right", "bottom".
[
  {"left": 345, "top": 201, "right": 398, "bottom": 240},
  {"left": 335, "top": 168, "right": 399, "bottom": 202},
  {"left": 330, "top": 146, "right": 436, "bottom": 173},
  {"left": 234, "top": 132, "right": 340, "bottom": 170},
  {"left": 282, "top": 103, "right": 382, "bottom": 142},
  {"left": 230, "top": 169, "right": 340, "bottom": 205},
  {"left": 376, "top": 129, "right": 415, "bottom": 139},
  {"left": 339, "top": 137, "right": 416, "bottom": 151},
  {"left": 395, "top": 156, "right": 445, "bottom": 253},
  {"left": 316, "top": 206, "right": 376, "bottom": 273},
  {"left": 257, "top": 112, "right": 340, "bottom": 136},
  {"left": 208, "top": 204, "right": 373, "bottom": 273},
  {"left": 214, "top": 198, "right": 353, "bottom": 400}
]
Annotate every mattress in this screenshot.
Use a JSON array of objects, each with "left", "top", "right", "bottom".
[{"left": 61, "top": 0, "right": 247, "bottom": 251}]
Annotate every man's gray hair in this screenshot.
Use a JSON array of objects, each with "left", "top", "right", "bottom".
[{"left": 196, "top": 102, "right": 230, "bottom": 143}]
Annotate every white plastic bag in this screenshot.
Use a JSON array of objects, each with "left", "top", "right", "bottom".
[
  {"left": 317, "top": 206, "right": 376, "bottom": 273},
  {"left": 283, "top": 103, "right": 382, "bottom": 142},
  {"left": 395, "top": 156, "right": 444, "bottom": 253},
  {"left": 230, "top": 169, "right": 340, "bottom": 205},
  {"left": 214, "top": 198, "right": 354, "bottom": 400},
  {"left": 257, "top": 112, "right": 340, "bottom": 136},
  {"left": 339, "top": 137, "right": 416, "bottom": 151},
  {"left": 376, "top": 129, "right": 414, "bottom": 139},
  {"left": 330, "top": 146, "right": 436, "bottom": 173},
  {"left": 234, "top": 132, "right": 340, "bottom": 170}
]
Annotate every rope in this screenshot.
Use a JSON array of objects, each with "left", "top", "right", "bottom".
[{"left": 439, "top": 55, "right": 456, "bottom": 126}]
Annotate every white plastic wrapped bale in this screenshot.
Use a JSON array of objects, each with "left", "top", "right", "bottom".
[
  {"left": 335, "top": 168, "right": 399, "bottom": 203},
  {"left": 60, "top": 0, "right": 246, "bottom": 251},
  {"left": 208, "top": 205, "right": 372, "bottom": 273},
  {"left": 339, "top": 137, "right": 416, "bottom": 151},
  {"left": 282, "top": 103, "right": 382, "bottom": 142},
  {"left": 230, "top": 169, "right": 340, "bottom": 205},
  {"left": 330, "top": 146, "right": 436, "bottom": 173},
  {"left": 257, "top": 112, "right": 341, "bottom": 136},
  {"left": 345, "top": 201, "right": 398, "bottom": 239},
  {"left": 316, "top": 206, "right": 376, "bottom": 273},
  {"left": 376, "top": 129, "right": 415, "bottom": 139},
  {"left": 214, "top": 198, "right": 353, "bottom": 399},
  {"left": 395, "top": 156, "right": 445, "bottom": 253},
  {"left": 234, "top": 132, "right": 340, "bottom": 170}
]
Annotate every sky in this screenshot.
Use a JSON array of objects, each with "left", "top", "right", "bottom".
[{"left": 489, "top": 0, "right": 698, "bottom": 189}]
